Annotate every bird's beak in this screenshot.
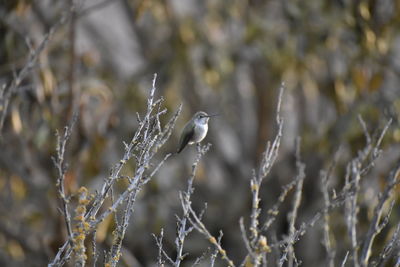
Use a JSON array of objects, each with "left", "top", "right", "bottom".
[{"left": 206, "top": 113, "right": 219, "bottom": 118}]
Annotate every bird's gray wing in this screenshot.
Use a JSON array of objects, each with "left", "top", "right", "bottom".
[{"left": 177, "top": 124, "right": 194, "bottom": 153}]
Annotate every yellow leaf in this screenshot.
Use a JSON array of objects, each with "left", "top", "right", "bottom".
[
  {"left": 393, "top": 128, "right": 400, "bottom": 142},
  {"left": 40, "top": 68, "right": 55, "bottom": 96},
  {"left": 352, "top": 67, "right": 366, "bottom": 92},
  {"left": 11, "top": 106, "right": 22, "bottom": 134},
  {"left": 15, "top": 1, "right": 30, "bottom": 16},
  {"left": 359, "top": 2, "right": 370, "bottom": 20},
  {"left": 369, "top": 73, "right": 383, "bottom": 92},
  {"left": 7, "top": 239, "right": 25, "bottom": 260},
  {"left": 10, "top": 175, "right": 26, "bottom": 201}
]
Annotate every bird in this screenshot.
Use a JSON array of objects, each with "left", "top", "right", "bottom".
[{"left": 177, "top": 111, "right": 216, "bottom": 153}]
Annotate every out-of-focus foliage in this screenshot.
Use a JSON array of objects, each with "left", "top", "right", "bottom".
[{"left": 0, "top": 0, "right": 399, "bottom": 266}]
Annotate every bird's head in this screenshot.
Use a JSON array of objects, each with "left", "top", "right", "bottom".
[{"left": 194, "top": 111, "right": 210, "bottom": 125}]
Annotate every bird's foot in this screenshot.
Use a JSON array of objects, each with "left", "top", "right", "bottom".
[{"left": 196, "top": 143, "right": 201, "bottom": 153}]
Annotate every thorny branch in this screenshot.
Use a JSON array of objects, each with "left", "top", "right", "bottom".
[
  {"left": 372, "top": 223, "right": 400, "bottom": 266},
  {"left": 285, "top": 138, "right": 306, "bottom": 267},
  {"left": 179, "top": 144, "right": 236, "bottom": 266},
  {"left": 49, "top": 74, "right": 181, "bottom": 266},
  {"left": 45, "top": 76, "right": 398, "bottom": 267},
  {"left": 156, "top": 86, "right": 396, "bottom": 267},
  {"left": 53, "top": 115, "right": 78, "bottom": 242},
  {"left": 243, "top": 83, "right": 285, "bottom": 267},
  {"left": 360, "top": 162, "right": 400, "bottom": 266},
  {"left": 0, "top": 5, "right": 76, "bottom": 134},
  {"left": 152, "top": 143, "right": 213, "bottom": 266},
  {"left": 320, "top": 149, "right": 341, "bottom": 267}
]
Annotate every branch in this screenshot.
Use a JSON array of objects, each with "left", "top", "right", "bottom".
[
  {"left": 286, "top": 138, "right": 306, "bottom": 267},
  {"left": 49, "top": 74, "right": 181, "bottom": 266},
  {"left": 179, "top": 144, "right": 235, "bottom": 266},
  {"left": 320, "top": 148, "right": 341, "bottom": 267},
  {"left": 0, "top": 5, "right": 75, "bottom": 134},
  {"left": 53, "top": 115, "right": 77, "bottom": 241},
  {"left": 373, "top": 223, "right": 400, "bottom": 266},
  {"left": 359, "top": 162, "right": 400, "bottom": 266}
]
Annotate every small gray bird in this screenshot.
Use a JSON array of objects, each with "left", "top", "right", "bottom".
[{"left": 177, "top": 111, "right": 216, "bottom": 153}]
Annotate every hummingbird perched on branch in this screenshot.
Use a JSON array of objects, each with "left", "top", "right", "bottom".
[{"left": 177, "top": 111, "right": 217, "bottom": 153}]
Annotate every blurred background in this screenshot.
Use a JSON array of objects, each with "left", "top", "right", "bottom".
[{"left": 0, "top": 0, "right": 400, "bottom": 266}]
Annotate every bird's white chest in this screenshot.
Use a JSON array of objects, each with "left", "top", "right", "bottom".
[{"left": 189, "top": 123, "right": 208, "bottom": 144}]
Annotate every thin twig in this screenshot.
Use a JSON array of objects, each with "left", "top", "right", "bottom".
[
  {"left": 53, "top": 115, "right": 77, "bottom": 240},
  {"left": 359, "top": 162, "right": 400, "bottom": 267},
  {"left": 373, "top": 223, "right": 400, "bottom": 266},
  {"left": 341, "top": 251, "right": 349, "bottom": 267},
  {"left": 284, "top": 138, "right": 305, "bottom": 267},
  {"left": 175, "top": 144, "right": 211, "bottom": 266},
  {"left": 49, "top": 74, "right": 181, "bottom": 266},
  {"left": 250, "top": 83, "right": 285, "bottom": 245},
  {"left": 152, "top": 229, "right": 174, "bottom": 266},
  {"left": 179, "top": 144, "right": 235, "bottom": 266},
  {"left": 0, "top": 5, "right": 75, "bottom": 134},
  {"left": 320, "top": 148, "right": 341, "bottom": 267}
]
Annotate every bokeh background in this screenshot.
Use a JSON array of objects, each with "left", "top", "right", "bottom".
[{"left": 1, "top": 0, "right": 400, "bottom": 266}]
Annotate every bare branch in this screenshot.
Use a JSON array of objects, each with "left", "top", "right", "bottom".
[
  {"left": 345, "top": 160, "right": 361, "bottom": 267},
  {"left": 174, "top": 143, "right": 211, "bottom": 266},
  {"left": 53, "top": 115, "right": 77, "bottom": 241},
  {"left": 152, "top": 229, "right": 174, "bottom": 266},
  {"left": 49, "top": 74, "right": 181, "bottom": 266},
  {"left": 320, "top": 148, "right": 341, "bottom": 267},
  {"left": 373, "top": 223, "right": 400, "bottom": 266},
  {"left": 359, "top": 162, "right": 400, "bottom": 267},
  {"left": 49, "top": 114, "right": 78, "bottom": 267},
  {"left": 341, "top": 251, "right": 349, "bottom": 267},
  {"left": 261, "top": 175, "right": 300, "bottom": 231},
  {"left": 0, "top": 5, "right": 75, "bottom": 134},
  {"left": 286, "top": 138, "right": 306, "bottom": 267},
  {"left": 178, "top": 144, "right": 235, "bottom": 266}
]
